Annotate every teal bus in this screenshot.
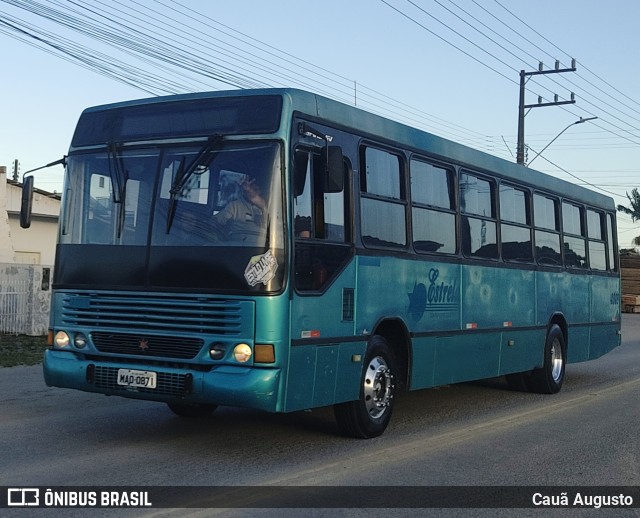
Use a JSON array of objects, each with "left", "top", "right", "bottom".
[{"left": 23, "top": 88, "right": 621, "bottom": 438}]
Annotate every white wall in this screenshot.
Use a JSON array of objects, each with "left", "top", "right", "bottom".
[
  {"left": 0, "top": 169, "right": 16, "bottom": 262},
  {"left": 3, "top": 169, "right": 60, "bottom": 265}
]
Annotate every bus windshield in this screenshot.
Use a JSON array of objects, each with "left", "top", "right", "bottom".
[{"left": 57, "top": 141, "right": 284, "bottom": 292}]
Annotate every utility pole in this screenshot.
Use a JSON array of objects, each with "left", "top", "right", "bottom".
[
  {"left": 516, "top": 59, "right": 577, "bottom": 165},
  {"left": 12, "top": 159, "right": 19, "bottom": 181}
]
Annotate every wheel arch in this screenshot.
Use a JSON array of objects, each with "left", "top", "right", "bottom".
[
  {"left": 547, "top": 312, "right": 568, "bottom": 351},
  {"left": 372, "top": 317, "right": 412, "bottom": 391}
]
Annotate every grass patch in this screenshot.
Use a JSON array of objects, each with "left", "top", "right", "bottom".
[{"left": 0, "top": 334, "right": 49, "bottom": 368}]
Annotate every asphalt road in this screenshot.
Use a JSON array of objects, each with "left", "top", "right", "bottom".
[{"left": 1, "top": 316, "right": 639, "bottom": 517}]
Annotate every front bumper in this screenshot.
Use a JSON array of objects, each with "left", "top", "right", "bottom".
[{"left": 43, "top": 350, "right": 281, "bottom": 412}]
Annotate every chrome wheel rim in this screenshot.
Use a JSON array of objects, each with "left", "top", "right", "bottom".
[
  {"left": 363, "top": 356, "right": 393, "bottom": 419},
  {"left": 550, "top": 337, "right": 564, "bottom": 383}
]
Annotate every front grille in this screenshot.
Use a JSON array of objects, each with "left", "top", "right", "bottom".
[
  {"left": 92, "top": 365, "right": 190, "bottom": 397},
  {"left": 61, "top": 293, "right": 251, "bottom": 336},
  {"left": 92, "top": 332, "right": 203, "bottom": 359}
]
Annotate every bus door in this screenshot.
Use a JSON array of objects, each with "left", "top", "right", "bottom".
[{"left": 286, "top": 141, "right": 358, "bottom": 410}]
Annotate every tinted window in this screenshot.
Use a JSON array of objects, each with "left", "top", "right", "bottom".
[
  {"left": 500, "top": 185, "right": 528, "bottom": 224},
  {"left": 461, "top": 173, "right": 496, "bottom": 259},
  {"left": 412, "top": 208, "right": 456, "bottom": 253},
  {"left": 462, "top": 216, "right": 497, "bottom": 258},
  {"left": 410, "top": 159, "right": 456, "bottom": 254},
  {"left": 461, "top": 173, "right": 494, "bottom": 217},
  {"left": 411, "top": 160, "right": 453, "bottom": 209},
  {"left": 607, "top": 214, "right": 616, "bottom": 271},
  {"left": 362, "top": 147, "right": 402, "bottom": 199},
  {"left": 502, "top": 224, "right": 533, "bottom": 262},
  {"left": 534, "top": 194, "right": 559, "bottom": 230},
  {"left": 587, "top": 209, "right": 603, "bottom": 240},
  {"left": 535, "top": 230, "right": 562, "bottom": 265},
  {"left": 562, "top": 202, "right": 584, "bottom": 236},
  {"left": 360, "top": 147, "right": 406, "bottom": 248}
]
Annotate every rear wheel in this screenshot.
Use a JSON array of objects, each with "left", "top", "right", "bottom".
[
  {"left": 334, "top": 335, "right": 396, "bottom": 439},
  {"left": 526, "top": 324, "right": 566, "bottom": 394},
  {"left": 167, "top": 402, "right": 217, "bottom": 417}
]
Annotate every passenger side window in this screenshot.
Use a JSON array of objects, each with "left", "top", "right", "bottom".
[
  {"left": 410, "top": 159, "right": 456, "bottom": 254},
  {"left": 460, "top": 172, "right": 497, "bottom": 259},
  {"left": 360, "top": 147, "right": 406, "bottom": 248},
  {"left": 562, "top": 202, "right": 587, "bottom": 268},
  {"left": 533, "top": 194, "right": 561, "bottom": 266},
  {"left": 606, "top": 213, "right": 617, "bottom": 272},
  {"left": 500, "top": 184, "right": 532, "bottom": 262},
  {"left": 587, "top": 209, "right": 606, "bottom": 271}
]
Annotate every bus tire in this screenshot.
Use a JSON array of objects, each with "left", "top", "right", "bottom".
[
  {"left": 167, "top": 402, "right": 217, "bottom": 417},
  {"left": 526, "top": 324, "right": 566, "bottom": 394},
  {"left": 334, "top": 335, "right": 396, "bottom": 439}
]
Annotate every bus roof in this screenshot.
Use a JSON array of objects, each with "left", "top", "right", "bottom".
[{"left": 80, "top": 88, "right": 614, "bottom": 210}]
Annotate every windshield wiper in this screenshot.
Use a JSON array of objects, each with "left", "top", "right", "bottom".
[
  {"left": 107, "top": 142, "right": 129, "bottom": 239},
  {"left": 166, "top": 134, "right": 223, "bottom": 234}
]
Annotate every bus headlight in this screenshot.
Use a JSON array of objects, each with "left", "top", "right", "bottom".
[
  {"left": 54, "top": 331, "right": 70, "bottom": 348},
  {"left": 233, "top": 343, "right": 252, "bottom": 363}
]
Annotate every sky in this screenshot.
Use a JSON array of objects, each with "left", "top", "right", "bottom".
[{"left": 1, "top": 0, "right": 640, "bottom": 246}]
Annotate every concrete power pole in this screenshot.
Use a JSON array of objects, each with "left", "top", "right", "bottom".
[{"left": 516, "top": 59, "right": 577, "bottom": 165}]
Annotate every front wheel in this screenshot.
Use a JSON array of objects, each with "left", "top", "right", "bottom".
[{"left": 334, "top": 335, "right": 396, "bottom": 439}]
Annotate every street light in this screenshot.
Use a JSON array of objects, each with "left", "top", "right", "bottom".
[{"left": 527, "top": 116, "right": 598, "bottom": 166}]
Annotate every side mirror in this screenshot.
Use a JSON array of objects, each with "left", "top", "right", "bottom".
[
  {"left": 322, "top": 146, "right": 344, "bottom": 193},
  {"left": 20, "top": 175, "right": 34, "bottom": 229}
]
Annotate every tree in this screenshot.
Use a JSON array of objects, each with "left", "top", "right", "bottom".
[{"left": 617, "top": 188, "right": 640, "bottom": 221}]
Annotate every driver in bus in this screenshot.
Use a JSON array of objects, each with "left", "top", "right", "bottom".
[{"left": 212, "top": 175, "right": 267, "bottom": 240}]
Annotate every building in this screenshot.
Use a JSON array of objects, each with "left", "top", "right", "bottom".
[
  {"left": 0, "top": 165, "right": 60, "bottom": 335},
  {"left": 1, "top": 166, "right": 60, "bottom": 265}
]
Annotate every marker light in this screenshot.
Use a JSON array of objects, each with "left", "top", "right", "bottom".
[
  {"left": 54, "top": 331, "right": 70, "bottom": 348},
  {"left": 73, "top": 333, "right": 88, "bottom": 349},
  {"left": 254, "top": 344, "right": 275, "bottom": 363},
  {"left": 209, "top": 343, "right": 227, "bottom": 360},
  {"left": 233, "top": 343, "right": 252, "bottom": 363}
]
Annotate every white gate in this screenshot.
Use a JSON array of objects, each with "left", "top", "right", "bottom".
[{"left": 0, "top": 264, "right": 51, "bottom": 336}]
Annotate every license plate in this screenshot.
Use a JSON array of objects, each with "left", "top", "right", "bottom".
[{"left": 117, "top": 369, "right": 157, "bottom": 389}]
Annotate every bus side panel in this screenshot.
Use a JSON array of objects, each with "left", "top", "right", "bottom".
[
  {"left": 567, "top": 326, "right": 590, "bottom": 363},
  {"left": 536, "top": 270, "right": 590, "bottom": 326},
  {"left": 462, "top": 266, "right": 535, "bottom": 329},
  {"left": 588, "top": 275, "right": 621, "bottom": 361},
  {"left": 284, "top": 342, "right": 364, "bottom": 411},
  {"left": 284, "top": 346, "right": 316, "bottom": 411},
  {"left": 432, "top": 333, "right": 501, "bottom": 386},
  {"left": 589, "top": 324, "right": 620, "bottom": 360},
  {"left": 286, "top": 259, "right": 359, "bottom": 412},
  {"left": 499, "top": 329, "right": 545, "bottom": 375},
  {"left": 409, "top": 336, "right": 436, "bottom": 390}
]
